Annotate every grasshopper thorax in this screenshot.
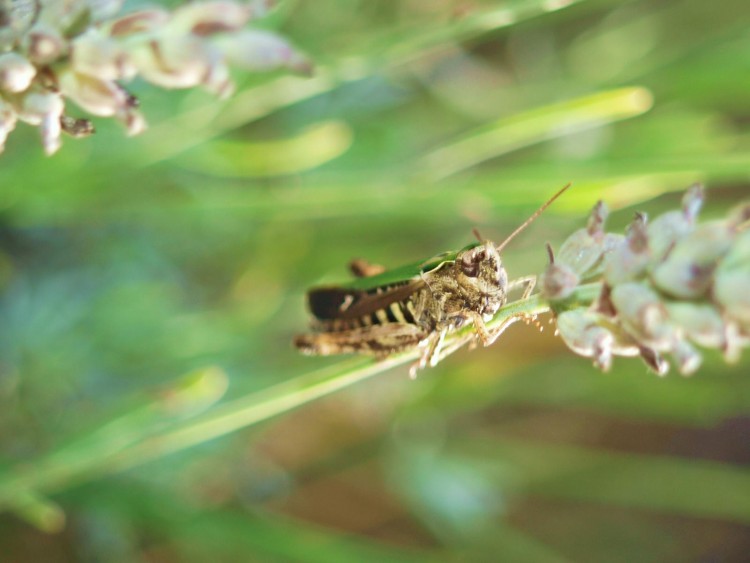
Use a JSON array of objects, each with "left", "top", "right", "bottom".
[{"left": 454, "top": 242, "right": 508, "bottom": 317}]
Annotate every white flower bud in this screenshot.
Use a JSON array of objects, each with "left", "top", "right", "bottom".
[
  {"left": 610, "top": 282, "right": 678, "bottom": 350},
  {"left": 647, "top": 184, "right": 703, "bottom": 262},
  {"left": 0, "top": 52, "right": 36, "bottom": 93},
  {"left": 723, "top": 322, "right": 750, "bottom": 364},
  {"left": 170, "top": 1, "right": 252, "bottom": 35},
  {"left": 132, "top": 35, "right": 220, "bottom": 90},
  {"left": 23, "top": 22, "right": 66, "bottom": 65},
  {"left": 682, "top": 183, "right": 704, "bottom": 222},
  {"left": 119, "top": 106, "right": 147, "bottom": 136},
  {"left": 108, "top": 9, "right": 171, "bottom": 36},
  {"left": 604, "top": 213, "right": 650, "bottom": 285},
  {"left": 671, "top": 339, "right": 702, "bottom": 376},
  {"left": 715, "top": 271, "right": 750, "bottom": 327},
  {"left": 602, "top": 233, "right": 626, "bottom": 254},
  {"left": 18, "top": 90, "right": 65, "bottom": 155},
  {"left": 541, "top": 262, "right": 579, "bottom": 301},
  {"left": 542, "top": 202, "right": 611, "bottom": 300},
  {"left": 666, "top": 302, "right": 726, "bottom": 349},
  {"left": 71, "top": 29, "right": 134, "bottom": 81},
  {"left": 556, "top": 227, "right": 605, "bottom": 277},
  {"left": 650, "top": 221, "right": 734, "bottom": 299},
  {"left": 18, "top": 90, "right": 64, "bottom": 125},
  {"left": 557, "top": 310, "right": 639, "bottom": 371},
  {"left": 216, "top": 30, "right": 312, "bottom": 75},
  {"left": 0, "top": 99, "right": 18, "bottom": 153},
  {"left": 203, "top": 57, "right": 234, "bottom": 98},
  {"left": 58, "top": 69, "right": 147, "bottom": 135},
  {"left": 586, "top": 200, "right": 609, "bottom": 235},
  {"left": 58, "top": 70, "right": 129, "bottom": 116},
  {"left": 647, "top": 211, "right": 694, "bottom": 263},
  {"left": 0, "top": 0, "right": 36, "bottom": 50},
  {"left": 557, "top": 310, "right": 614, "bottom": 370},
  {"left": 39, "top": 109, "right": 62, "bottom": 155},
  {"left": 638, "top": 345, "right": 670, "bottom": 376}
]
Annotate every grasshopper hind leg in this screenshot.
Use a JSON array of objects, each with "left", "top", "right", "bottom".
[{"left": 294, "top": 324, "right": 427, "bottom": 358}]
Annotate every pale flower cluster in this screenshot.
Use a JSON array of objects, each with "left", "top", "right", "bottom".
[
  {"left": 0, "top": 0, "right": 310, "bottom": 154},
  {"left": 542, "top": 185, "right": 750, "bottom": 375}
]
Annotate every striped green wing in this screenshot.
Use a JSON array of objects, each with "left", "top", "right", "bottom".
[
  {"left": 343, "top": 242, "right": 479, "bottom": 290},
  {"left": 306, "top": 242, "right": 480, "bottom": 322}
]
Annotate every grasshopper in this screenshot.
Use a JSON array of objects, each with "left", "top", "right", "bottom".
[{"left": 294, "top": 184, "right": 570, "bottom": 376}]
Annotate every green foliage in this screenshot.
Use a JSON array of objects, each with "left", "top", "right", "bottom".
[{"left": 1, "top": 0, "right": 749, "bottom": 561}]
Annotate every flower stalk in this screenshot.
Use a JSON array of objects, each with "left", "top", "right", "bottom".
[
  {"left": 542, "top": 185, "right": 750, "bottom": 375},
  {"left": 0, "top": 0, "right": 310, "bottom": 154}
]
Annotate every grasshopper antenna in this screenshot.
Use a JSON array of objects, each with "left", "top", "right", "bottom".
[{"left": 496, "top": 183, "right": 572, "bottom": 254}]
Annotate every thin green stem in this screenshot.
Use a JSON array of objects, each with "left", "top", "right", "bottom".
[{"left": 0, "top": 283, "right": 602, "bottom": 513}]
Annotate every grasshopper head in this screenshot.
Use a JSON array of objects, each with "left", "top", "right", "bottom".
[{"left": 456, "top": 243, "right": 508, "bottom": 316}]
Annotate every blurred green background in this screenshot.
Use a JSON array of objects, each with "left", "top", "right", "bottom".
[{"left": 1, "top": 0, "right": 750, "bottom": 561}]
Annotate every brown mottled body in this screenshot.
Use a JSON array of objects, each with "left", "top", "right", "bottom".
[
  {"left": 294, "top": 184, "right": 570, "bottom": 375},
  {"left": 294, "top": 243, "right": 535, "bottom": 375}
]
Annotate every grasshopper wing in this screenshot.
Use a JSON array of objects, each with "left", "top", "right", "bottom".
[
  {"left": 308, "top": 279, "right": 426, "bottom": 321},
  {"left": 305, "top": 244, "right": 474, "bottom": 322}
]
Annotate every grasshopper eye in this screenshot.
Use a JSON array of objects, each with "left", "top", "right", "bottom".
[{"left": 460, "top": 251, "right": 482, "bottom": 277}]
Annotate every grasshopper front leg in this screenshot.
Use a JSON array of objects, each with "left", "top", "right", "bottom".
[
  {"left": 471, "top": 275, "right": 537, "bottom": 347},
  {"left": 508, "top": 275, "right": 536, "bottom": 300},
  {"left": 412, "top": 275, "right": 539, "bottom": 374},
  {"left": 412, "top": 316, "right": 475, "bottom": 377},
  {"left": 470, "top": 311, "right": 527, "bottom": 347},
  {"left": 410, "top": 327, "right": 448, "bottom": 378}
]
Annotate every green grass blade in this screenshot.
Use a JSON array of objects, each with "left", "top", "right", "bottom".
[
  {"left": 175, "top": 121, "right": 353, "bottom": 178},
  {"left": 473, "top": 438, "right": 750, "bottom": 524},
  {"left": 419, "top": 87, "right": 654, "bottom": 180},
  {"left": 6, "top": 490, "right": 66, "bottom": 534}
]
